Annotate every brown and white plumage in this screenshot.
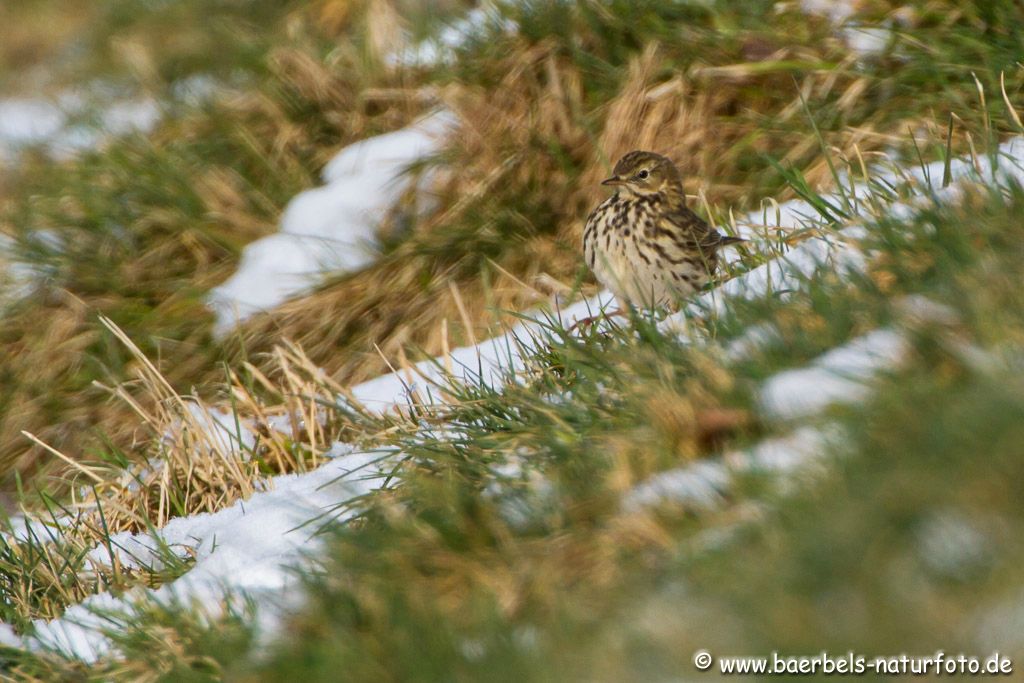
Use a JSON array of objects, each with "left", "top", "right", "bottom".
[{"left": 583, "top": 150, "right": 742, "bottom": 308}]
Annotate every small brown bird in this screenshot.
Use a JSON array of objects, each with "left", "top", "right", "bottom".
[{"left": 583, "top": 150, "right": 742, "bottom": 311}]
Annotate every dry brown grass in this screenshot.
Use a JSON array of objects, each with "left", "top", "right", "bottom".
[
  {"left": 0, "top": 1, "right": 95, "bottom": 90},
  {"left": 3, "top": 0, "right": 973, "bottom": 498},
  {"left": 0, "top": 241, "right": 228, "bottom": 488},
  {"left": 0, "top": 24, "right": 427, "bottom": 488},
  {"left": 0, "top": 314, "right": 375, "bottom": 625},
  {"left": 224, "top": 35, "right": 914, "bottom": 395},
  {"left": 228, "top": 38, "right": 594, "bottom": 385},
  {"left": 68, "top": 317, "right": 363, "bottom": 535}
]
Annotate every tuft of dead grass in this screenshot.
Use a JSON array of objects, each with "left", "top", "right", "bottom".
[
  {"left": 76, "top": 317, "right": 363, "bottom": 535},
  {"left": 223, "top": 32, "right": 910, "bottom": 395},
  {"left": 0, "top": 8, "right": 429, "bottom": 486},
  {"left": 0, "top": 318, "right": 363, "bottom": 625},
  {"left": 227, "top": 37, "right": 595, "bottom": 385}
]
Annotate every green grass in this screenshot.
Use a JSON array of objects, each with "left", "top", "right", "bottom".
[
  {"left": 240, "top": 180, "right": 1024, "bottom": 682},
  {"left": 4, "top": 0, "right": 1022, "bottom": 488},
  {"left": 14, "top": 152, "right": 1018, "bottom": 681},
  {"left": 3, "top": 0, "right": 1024, "bottom": 679},
  {"left": 0, "top": 0, "right": 428, "bottom": 481},
  {"left": 0, "top": 493, "right": 196, "bottom": 630},
  {"left": 0, "top": 593, "right": 256, "bottom": 682}
]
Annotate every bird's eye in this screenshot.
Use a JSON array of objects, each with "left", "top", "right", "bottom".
[{"left": 637, "top": 169, "right": 649, "bottom": 179}]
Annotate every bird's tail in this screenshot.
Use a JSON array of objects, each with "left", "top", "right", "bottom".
[{"left": 717, "top": 235, "right": 746, "bottom": 247}]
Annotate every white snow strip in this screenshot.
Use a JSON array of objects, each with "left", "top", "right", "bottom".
[
  {"left": 0, "top": 94, "right": 159, "bottom": 162},
  {"left": 758, "top": 328, "right": 908, "bottom": 421},
  {"left": 29, "top": 447, "right": 390, "bottom": 659},
  {"left": 624, "top": 427, "right": 830, "bottom": 512},
  {"left": 800, "top": 0, "right": 858, "bottom": 25},
  {"left": 208, "top": 109, "right": 456, "bottom": 335},
  {"left": 752, "top": 293, "right": 974, "bottom": 424},
  {"left": 387, "top": 3, "right": 515, "bottom": 67},
  {"left": 623, "top": 460, "right": 730, "bottom": 512},
  {"left": 730, "top": 425, "right": 834, "bottom": 476},
  {"left": 346, "top": 289, "right": 618, "bottom": 413}
]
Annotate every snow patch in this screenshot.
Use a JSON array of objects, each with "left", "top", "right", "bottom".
[
  {"left": 0, "top": 93, "right": 159, "bottom": 161},
  {"left": 841, "top": 25, "right": 893, "bottom": 57},
  {"left": 208, "top": 110, "right": 455, "bottom": 335},
  {"left": 387, "top": 4, "right": 515, "bottom": 67},
  {"left": 0, "top": 99, "right": 66, "bottom": 152},
  {"left": 624, "top": 427, "right": 830, "bottom": 512},
  {"left": 759, "top": 329, "right": 908, "bottom": 421},
  {"left": 30, "top": 448, "right": 390, "bottom": 659},
  {"left": 800, "top": 0, "right": 858, "bottom": 25}
]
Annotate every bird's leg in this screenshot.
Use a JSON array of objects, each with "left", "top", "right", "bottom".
[{"left": 567, "top": 308, "right": 627, "bottom": 333}]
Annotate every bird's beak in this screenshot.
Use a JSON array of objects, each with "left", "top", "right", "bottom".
[{"left": 601, "top": 176, "right": 624, "bottom": 186}]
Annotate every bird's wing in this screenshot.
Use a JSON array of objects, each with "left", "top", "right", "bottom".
[{"left": 662, "top": 205, "right": 744, "bottom": 251}]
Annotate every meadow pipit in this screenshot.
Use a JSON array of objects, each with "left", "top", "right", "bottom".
[{"left": 583, "top": 150, "right": 742, "bottom": 312}]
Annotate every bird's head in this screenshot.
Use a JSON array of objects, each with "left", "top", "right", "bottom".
[{"left": 601, "top": 151, "right": 684, "bottom": 199}]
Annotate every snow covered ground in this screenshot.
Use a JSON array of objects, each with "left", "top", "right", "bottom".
[
  {"left": 0, "top": 92, "right": 160, "bottom": 162},
  {"left": 387, "top": 3, "right": 514, "bottom": 67},
  {"left": 32, "top": 447, "right": 391, "bottom": 659},
  {"left": 207, "top": 109, "right": 455, "bottom": 336},
  {"left": 801, "top": 0, "right": 915, "bottom": 60},
  {"left": 15, "top": 136, "right": 1024, "bottom": 661}
]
